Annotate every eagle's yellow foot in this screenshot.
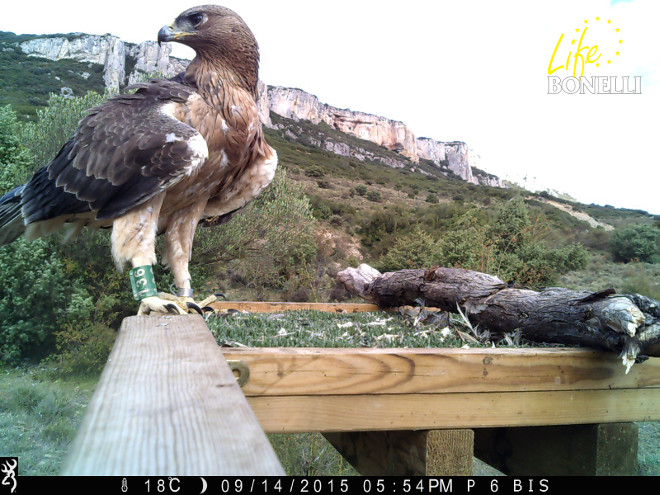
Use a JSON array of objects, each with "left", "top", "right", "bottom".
[
  {"left": 137, "top": 295, "right": 189, "bottom": 315},
  {"left": 143, "top": 291, "right": 226, "bottom": 315}
]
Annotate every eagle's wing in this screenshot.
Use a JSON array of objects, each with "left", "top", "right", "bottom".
[{"left": 21, "top": 79, "right": 208, "bottom": 224}]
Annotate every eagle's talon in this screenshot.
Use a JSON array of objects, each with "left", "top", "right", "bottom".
[
  {"left": 165, "top": 303, "right": 181, "bottom": 315},
  {"left": 138, "top": 296, "right": 187, "bottom": 315},
  {"left": 186, "top": 302, "right": 204, "bottom": 315}
]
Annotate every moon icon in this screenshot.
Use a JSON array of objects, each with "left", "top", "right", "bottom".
[{"left": 200, "top": 477, "right": 208, "bottom": 494}]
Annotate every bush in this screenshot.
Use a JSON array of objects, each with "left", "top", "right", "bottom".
[
  {"left": 195, "top": 167, "right": 318, "bottom": 291},
  {"left": 0, "top": 105, "right": 33, "bottom": 192},
  {"left": 610, "top": 224, "right": 660, "bottom": 263},
  {"left": 0, "top": 238, "right": 70, "bottom": 363},
  {"left": 354, "top": 184, "right": 368, "bottom": 197},
  {"left": 377, "top": 229, "right": 442, "bottom": 272},
  {"left": 366, "top": 190, "right": 381, "bottom": 202}
]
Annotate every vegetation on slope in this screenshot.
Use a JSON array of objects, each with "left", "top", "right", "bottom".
[
  {"left": 0, "top": 57, "right": 658, "bottom": 477},
  {"left": 0, "top": 90, "right": 658, "bottom": 370},
  {"left": 0, "top": 32, "right": 105, "bottom": 120}
]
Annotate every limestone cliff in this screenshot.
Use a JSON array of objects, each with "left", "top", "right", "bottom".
[
  {"left": 262, "top": 86, "right": 503, "bottom": 187},
  {"left": 265, "top": 86, "right": 418, "bottom": 162},
  {"left": 19, "top": 34, "right": 187, "bottom": 91},
  {"left": 17, "top": 33, "right": 503, "bottom": 187}
]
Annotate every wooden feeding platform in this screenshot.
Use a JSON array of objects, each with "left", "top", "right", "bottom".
[{"left": 62, "top": 302, "right": 660, "bottom": 476}]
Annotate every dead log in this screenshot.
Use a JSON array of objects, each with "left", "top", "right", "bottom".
[{"left": 337, "top": 264, "right": 660, "bottom": 372}]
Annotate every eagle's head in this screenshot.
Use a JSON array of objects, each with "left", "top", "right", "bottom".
[{"left": 158, "top": 5, "right": 259, "bottom": 93}]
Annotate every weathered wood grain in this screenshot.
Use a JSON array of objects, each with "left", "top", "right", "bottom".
[
  {"left": 62, "top": 315, "right": 284, "bottom": 476},
  {"left": 222, "top": 347, "right": 660, "bottom": 396},
  {"left": 337, "top": 264, "right": 660, "bottom": 369},
  {"left": 245, "top": 389, "right": 660, "bottom": 433}
]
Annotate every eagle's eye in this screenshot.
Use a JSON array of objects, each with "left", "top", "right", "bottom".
[{"left": 188, "top": 13, "right": 206, "bottom": 28}]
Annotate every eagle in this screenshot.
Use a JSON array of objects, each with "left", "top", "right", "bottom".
[{"left": 0, "top": 5, "right": 277, "bottom": 315}]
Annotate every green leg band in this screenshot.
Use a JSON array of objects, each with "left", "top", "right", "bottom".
[{"left": 129, "top": 265, "right": 158, "bottom": 301}]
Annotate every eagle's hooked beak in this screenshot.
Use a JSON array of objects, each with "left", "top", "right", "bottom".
[{"left": 158, "top": 25, "right": 176, "bottom": 46}]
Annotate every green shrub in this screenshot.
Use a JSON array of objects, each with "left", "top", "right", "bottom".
[
  {"left": 366, "top": 190, "right": 382, "bottom": 202},
  {"left": 378, "top": 229, "right": 442, "bottom": 272},
  {"left": 610, "top": 224, "right": 660, "bottom": 263},
  {"left": 195, "top": 167, "right": 318, "bottom": 291},
  {"left": 0, "top": 105, "right": 33, "bottom": 191},
  {"left": 0, "top": 238, "right": 70, "bottom": 363}
]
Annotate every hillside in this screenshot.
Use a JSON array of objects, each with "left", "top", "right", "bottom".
[{"left": 1, "top": 30, "right": 658, "bottom": 305}]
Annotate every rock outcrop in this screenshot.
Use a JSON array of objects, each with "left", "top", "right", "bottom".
[
  {"left": 19, "top": 34, "right": 187, "bottom": 91},
  {"left": 16, "top": 33, "right": 504, "bottom": 188},
  {"left": 265, "top": 87, "right": 418, "bottom": 162},
  {"left": 262, "top": 86, "right": 503, "bottom": 187}
]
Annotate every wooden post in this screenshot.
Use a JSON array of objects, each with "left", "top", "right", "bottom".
[
  {"left": 474, "top": 423, "right": 639, "bottom": 475},
  {"left": 62, "top": 315, "right": 284, "bottom": 476},
  {"left": 324, "top": 429, "right": 474, "bottom": 476}
]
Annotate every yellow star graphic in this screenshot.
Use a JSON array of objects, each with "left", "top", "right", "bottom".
[
  {"left": 596, "top": 16, "right": 600, "bottom": 21},
  {"left": 596, "top": 63, "right": 600, "bottom": 67},
  {"left": 607, "top": 19, "right": 612, "bottom": 24},
  {"left": 616, "top": 28, "right": 620, "bottom": 32},
  {"left": 584, "top": 19, "right": 588, "bottom": 24},
  {"left": 576, "top": 28, "right": 580, "bottom": 32},
  {"left": 619, "top": 39, "right": 623, "bottom": 44},
  {"left": 607, "top": 59, "right": 612, "bottom": 64},
  {"left": 616, "top": 51, "right": 620, "bottom": 56}
]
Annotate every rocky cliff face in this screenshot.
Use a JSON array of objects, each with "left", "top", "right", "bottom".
[
  {"left": 262, "top": 86, "right": 502, "bottom": 187},
  {"left": 18, "top": 33, "right": 503, "bottom": 187},
  {"left": 19, "top": 34, "right": 187, "bottom": 91},
  {"left": 265, "top": 86, "right": 418, "bottom": 162}
]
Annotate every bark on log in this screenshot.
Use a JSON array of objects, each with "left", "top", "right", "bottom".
[{"left": 337, "top": 264, "right": 660, "bottom": 372}]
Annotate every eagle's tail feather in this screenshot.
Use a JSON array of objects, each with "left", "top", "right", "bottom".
[{"left": 0, "top": 185, "right": 26, "bottom": 246}]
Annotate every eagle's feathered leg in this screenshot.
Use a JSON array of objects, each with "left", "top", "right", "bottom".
[
  {"left": 160, "top": 201, "right": 220, "bottom": 314},
  {"left": 111, "top": 194, "right": 188, "bottom": 315}
]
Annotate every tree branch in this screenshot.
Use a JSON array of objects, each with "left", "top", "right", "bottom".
[{"left": 337, "top": 264, "right": 660, "bottom": 372}]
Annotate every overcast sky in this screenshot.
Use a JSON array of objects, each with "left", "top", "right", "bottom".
[{"left": 2, "top": 0, "right": 658, "bottom": 214}]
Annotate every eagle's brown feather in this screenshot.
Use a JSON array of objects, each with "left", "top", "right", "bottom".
[{"left": 0, "top": 5, "right": 277, "bottom": 301}]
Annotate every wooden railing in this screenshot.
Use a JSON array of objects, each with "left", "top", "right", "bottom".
[{"left": 62, "top": 303, "right": 660, "bottom": 476}]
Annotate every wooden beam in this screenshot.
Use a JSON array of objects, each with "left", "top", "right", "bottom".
[
  {"left": 222, "top": 347, "right": 660, "bottom": 396},
  {"left": 209, "top": 301, "right": 381, "bottom": 313},
  {"left": 324, "top": 429, "right": 474, "bottom": 476},
  {"left": 221, "top": 348, "right": 659, "bottom": 432},
  {"left": 244, "top": 388, "right": 659, "bottom": 433},
  {"left": 62, "top": 315, "right": 284, "bottom": 476},
  {"left": 474, "top": 423, "right": 638, "bottom": 475}
]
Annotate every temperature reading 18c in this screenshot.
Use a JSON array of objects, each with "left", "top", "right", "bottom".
[{"left": 145, "top": 478, "right": 181, "bottom": 493}]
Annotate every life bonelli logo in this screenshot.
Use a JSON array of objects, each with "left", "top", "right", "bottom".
[{"left": 547, "top": 15, "right": 640, "bottom": 94}]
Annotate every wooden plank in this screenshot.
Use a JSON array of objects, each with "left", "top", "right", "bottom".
[
  {"left": 245, "top": 388, "right": 660, "bottom": 433},
  {"left": 222, "top": 348, "right": 660, "bottom": 396},
  {"left": 474, "top": 423, "right": 638, "bottom": 475},
  {"left": 62, "top": 315, "right": 284, "bottom": 476},
  {"left": 324, "top": 429, "right": 474, "bottom": 475},
  {"left": 209, "top": 301, "right": 380, "bottom": 313}
]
